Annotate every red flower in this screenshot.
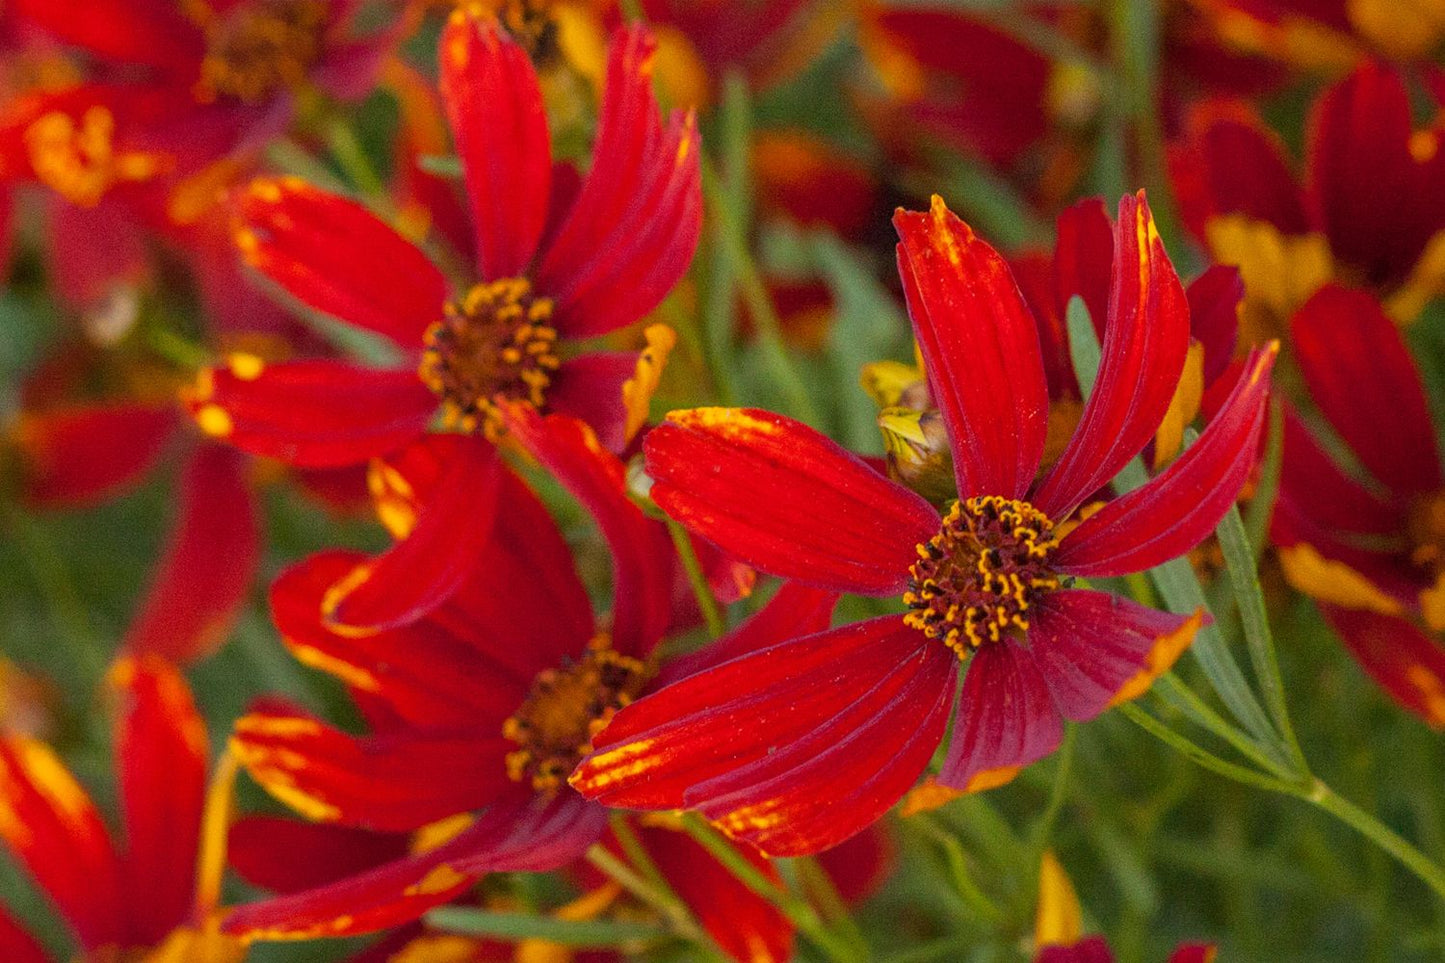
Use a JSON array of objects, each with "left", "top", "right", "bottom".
[
  {"left": 1037, "top": 936, "right": 1215, "bottom": 963},
  {"left": 183, "top": 11, "right": 700, "bottom": 465},
  {"left": 1273, "top": 283, "right": 1445, "bottom": 727},
  {"left": 569, "top": 193, "right": 1276, "bottom": 856},
  {"left": 217, "top": 411, "right": 833, "bottom": 950}
]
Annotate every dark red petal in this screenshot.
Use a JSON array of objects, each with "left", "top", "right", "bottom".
[
  {"left": 499, "top": 408, "right": 672, "bottom": 657},
  {"left": 440, "top": 8, "right": 551, "bottom": 280},
  {"left": 637, "top": 825, "right": 794, "bottom": 963},
  {"left": 643, "top": 408, "right": 938, "bottom": 596},
  {"left": 937, "top": 640, "right": 1064, "bottom": 792},
  {"left": 123, "top": 445, "right": 259, "bottom": 662},
  {"left": 111, "top": 655, "right": 207, "bottom": 945},
  {"left": 1033, "top": 192, "right": 1192, "bottom": 520},
  {"left": 1173, "top": 101, "right": 1310, "bottom": 236},
  {"left": 231, "top": 707, "right": 513, "bottom": 833},
  {"left": 9, "top": 0, "right": 202, "bottom": 73},
  {"left": 328, "top": 438, "right": 504, "bottom": 632},
  {"left": 534, "top": 26, "right": 702, "bottom": 338},
  {"left": 1052, "top": 197, "right": 1113, "bottom": 340},
  {"left": 0, "top": 736, "right": 124, "bottom": 950},
  {"left": 658, "top": 582, "right": 839, "bottom": 685},
  {"left": 1028, "top": 590, "right": 1199, "bottom": 720},
  {"left": 1036, "top": 936, "right": 1116, "bottom": 963},
  {"left": 1321, "top": 607, "right": 1445, "bottom": 728},
  {"left": 545, "top": 352, "right": 636, "bottom": 454},
  {"left": 47, "top": 198, "right": 150, "bottom": 312},
  {"left": 1186, "top": 265, "right": 1243, "bottom": 386},
  {"left": 1275, "top": 407, "right": 1404, "bottom": 544},
  {"left": 227, "top": 817, "right": 410, "bottom": 895},
  {"left": 1056, "top": 345, "right": 1276, "bottom": 578},
  {"left": 573, "top": 616, "right": 956, "bottom": 857},
  {"left": 894, "top": 196, "right": 1049, "bottom": 500},
  {"left": 1290, "top": 284, "right": 1441, "bottom": 497},
  {"left": 1166, "top": 944, "right": 1218, "bottom": 963},
  {"left": 16, "top": 403, "right": 176, "bottom": 509},
  {"left": 816, "top": 823, "right": 897, "bottom": 904},
  {"left": 222, "top": 790, "right": 607, "bottom": 939},
  {"left": 0, "top": 910, "right": 45, "bottom": 963},
  {"left": 234, "top": 178, "right": 448, "bottom": 350},
  {"left": 184, "top": 358, "right": 435, "bottom": 468}
]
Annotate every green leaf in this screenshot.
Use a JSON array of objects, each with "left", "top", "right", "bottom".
[{"left": 425, "top": 907, "right": 669, "bottom": 946}]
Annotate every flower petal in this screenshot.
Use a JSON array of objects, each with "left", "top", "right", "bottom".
[
  {"left": 643, "top": 408, "right": 939, "bottom": 596},
  {"left": 658, "top": 582, "right": 839, "bottom": 685},
  {"left": 1033, "top": 192, "right": 1192, "bottom": 520},
  {"left": 573, "top": 616, "right": 956, "bottom": 856},
  {"left": 123, "top": 445, "right": 260, "bottom": 662},
  {"left": 227, "top": 817, "right": 410, "bottom": 895},
  {"left": 1036, "top": 936, "right": 1117, "bottom": 963},
  {"left": 234, "top": 178, "right": 448, "bottom": 350},
  {"left": 1290, "top": 283, "right": 1441, "bottom": 497},
  {"left": 894, "top": 195, "right": 1049, "bottom": 500},
  {"left": 1320, "top": 606, "right": 1445, "bottom": 728},
  {"left": 937, "top": 640, "right": 1064, "bottom": 792},
  {"left": 1172, "top": 101, "right": 1311, "bottom": 239},
  {"left": 545, "top": 352, "right": 637, "bottom": 454},
  {"left": 15, "top": 403, "right": 176, "bottom": 509},
  {"left": 440, "top": 8, "right": 551, "bottom": 280},
  {"left": 0, "top": 910, "right": 46, "bottom": 963},
  {"left": 1056, "top": 345, "right": 1276, "bottom": 578},
  {"left": 184, "top": 358, "right": 435, "bottom": 468},
  {"left": 1051, "top": 197, "right": 1114, "bottom": 341},
  {"left": 1185, "top": 265, "right": 1242, "bottom": 386},
  {"left": 9, "top": 0, "right": 202, "bottom": 74}
]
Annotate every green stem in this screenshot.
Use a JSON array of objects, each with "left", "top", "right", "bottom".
[
  {"left": 666, "top": 519, "right": 725, "bottom": 639},
  {"left": 910, "top": 814, "right": 1007, "bottom": 925},
  {"left": 1029, "top": 724, "right": 1077, "bottom": 858},
  {"left": 326, "top": 116, "right": 386, "bottom": 200},
  {"left": 1119, "top": 702, "right": 1299, "bottom": 795},
  {"left": 1298, "top": 781, "right": 1445, "bottom": 906},
  {"left": 584, "top": 844, "right": 715, "bottom": 951}
]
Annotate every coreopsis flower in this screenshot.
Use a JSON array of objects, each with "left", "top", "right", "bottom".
[
  {"left": 0, "top": 655, "right": 243, "bottom": 962},
  {"left": 1273, "top": 283, "right": 1445, "bottom": 727},
  {"left": 1037, "top": 938, "right": 1217, "bottom": 963},
  {"left": 183, "top": 12, "right": 700, "bottom": 465},
  {"left": 1171, "top": 60, "right": 1445, "bottom": 331},
  {"left": 217, "top": 412, "right": 835, "bottom": 951},
  {"left": 570, "top": 192, "right": 1277, "bottom": 856},
  {"left": 1187, "top": 0, "right": 1445, "bottom": 73}
]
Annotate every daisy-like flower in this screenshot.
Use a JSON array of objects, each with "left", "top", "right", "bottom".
[
  {"left": 216, "top": 411, "right": 836, "bottom": 952},
  {"left": 182, "top": 10, "right": 700, "bottom": 465},
  {"left": 570, "top": 192, "right": 1277, "bottom": 856},
  {"left": 1273, "top": 283, "right": 1445, "bottom": 727}
]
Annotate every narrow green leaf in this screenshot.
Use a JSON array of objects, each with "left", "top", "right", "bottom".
[{"left": 426, "top": 907, "right": 668, "bottom": 946}]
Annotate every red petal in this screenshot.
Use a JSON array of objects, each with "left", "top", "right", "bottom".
[
  {"left": 17, "top": 403, "right": 176, "bottom": 509},
  {"left": 937, "top": 640, "right": 1064, "bottom": 792},
  {"left": 124, "top": 445, "right": 260, "bottom": 662},
  {"left": 0, "top": 736, "right": 124, "bottom": 949},
  {"left": 47, "top": 198, "right": 150, "bottom": 312},
  {"left": 184, "top": 358, "right": 435, "bottom": 468},
  {"left": 545, "top": 352, "right": 636, "bottom": 454},
  {"left": 9, "top": 0, "right": 202, "bottom": 73},
  {"left": 499, "top": 408, "right": 672, "bottom": 657},
  {"left": 1036, "top": 936, "right": 1116, "bottom": 963},
  {"left": 1166, "top": 944, "right": 1218, "bottom": 963},
  {"left": 1033, "top": 192, "right": 1192, "bottom": 520},
  {"left": 1052, "top": 197, "right": 1113, "bottom": 342},
  {"left": 1290, "top": 284, "right": 1441, "bottom": 497},
  {"left": 1275, "top": 407, "right": 1405, "bottom": 545},
  {"left": 816, "top": 824, "right": 897, "bottom": 904},
  {"left": 573, "top": 616, "right": 955, "bottom": 856},
  {"left": 1029, "top": 590, "right": 1198, "bottom": 720},
  {"left": 1321, "top": 607, "right": 1445, "bottom": 728},
  {"left": 328, "top": 438, "right": 504, "bottom": 631},
  {"left": 658, "top": 582, "right": 839, "bottom": 685},
  {"left": 0, "top": 910, "right": 46, "bottom": 963},
  {"left": 1185, "top": 265, "right": 1243, "bottom": 386},
  {"left": 644, "top": 408, "right": 937, "bottom": 596},
  {"left": 222, "top": 791, "right": 606, "bottom": 939},
  {"left": 111, "top": 655, "right": 208, "bottom": 945},
  {"left": 231, "top": 706, "right": 512, "bottom": 832},
  {"left": 227, "top": 817, "right": 409, "bottom": 895},
  {"left": 894, "top": 196, "right": 1049, "bottom": 500},
  {"left": 1173, "top": 101, "right": 1310, "bottom": 236},
  {"left": 440, "top": 8, "right": 551, "bottom": 280},
  {"left": 234, "top": 178, "right": 448, "bottom": 350},
  {"left": 534, "top": 26, "right": 702, "bottom": 338},
  {"left": 1056, "top": 345, "right": 1276, "bottom": 577}
]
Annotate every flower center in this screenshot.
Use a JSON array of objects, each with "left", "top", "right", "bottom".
[
  {"left": 192, "top": 0, "right": 327, "bottom": 104},
  {"left": 904, "top": 495, "right": 1062, "bottom": 659},
  {"left": 503, "top": 635, "right": 653, "bottom": 793},
  {"left": 418, "top": 278, "right": 560, "bottom": 438},
  {"left": 483, "top": 0, "right": 560, "bottom": 59},
  {"left": 1408, "top": 490, "right": 1445, "bottom": 573},
  {"left": 24, "top": 107, "right": 163, "bottom": 207}
]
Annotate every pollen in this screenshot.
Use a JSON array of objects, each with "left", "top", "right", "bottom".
[
  {"left": 191, "top": 0, "right": 327, "bottom": 104},
  {"left": 503, "top": 635, "right": 653, "bottom": 794},
  {"left": 1408, "top": 490, "right": 1445, "bottom": 571},
  {"left": 418, "top": 277, "right": 560, "bottom": 439},
  {"left": 904, "top": 495, "right": 1063, "bottom": 659},
  {"left": 24, "top": 107, "right": 163, "bottom": 207}
]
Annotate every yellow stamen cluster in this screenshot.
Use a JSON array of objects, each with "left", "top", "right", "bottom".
[
  {"left": 503, "top": 635, "right": 653, "bottom": 793},
  {"left": 418, "top": 277, "right": 560, "bottom": 439},
  {"left": 479, "top": 0, "right": 560, "bottom": 58},
  {"left": 24, "top": 107, "right": 162, "bottom": 207},
  {"left": 1409, "top": 491, "right": 1445, "bottom": 571},
  {"left": 904, "top": 495, "right": 1062, "bottom": 659},
  {"left": 192, "top": 0, "right": 327, "bottom": 104}
]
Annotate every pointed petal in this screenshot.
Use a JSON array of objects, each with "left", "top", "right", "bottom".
[
  {"left": 1320, "top": 606, "right": 1445, "bottom": 728},
  {"left": 659, "top": 582, "right": 839, "bottom": 685},
  {"left": 184, "top": 358, "right": 435, "bottom": 468},
  {"left": 1034, "top": 192, "right": 1192, "bottom": 519},
  {"left": 573, "top": 616, "right": 956, "bottom": 856},
  {"left": 123, "top": 445, "right": 259, "bottom": 662},
  {"left": 1275, "top": 406, "right": 1405, "bottom": 544},
  {"left": 545, "top": 351, "right": 640, "bottom": 454},
  {"left": 1036, "top": 936, "right": 1117, "bottom": 963},
  {"left": 228, "top": 816, "right": 410, "bottom": 895},
  {"left": 110, "top": 655, "right": 208, "bottom": 945},
  {"left": 16, "top": 403, "right": 176, "bottom": 509},
  {"left": 535, "top": 26, "right": 703, "bottom": 338},
  {"left": 643, "top": 408, "right": 938, "bottom": 596},
  {"left": 1173, "top": 101, "right": 1310, "bottom": 237},
  {"left": 0, "top": 736, "right": 124, "bottom": 950},
  {"left": 9, "top": 0, "right": 202, "bottom": 73},
  {"left": 234, "top": 178, "right": 448, "bottom": 349},
  {"left": 0, "top": 910, "right": 46, "bottom": 963},
  {"left": 1029, "top": 590, "right": 1202, "bottom": 720},
  {"left": 937, "top": 641, "right": 1064, "bottom": 792},
  {"left": 1051, "top": 197, "right": 1114, "bottom": 340},
  {"left": 1185, "top": 265, "right": 1242, "bottom": 386},
  {"left": 1056, "top": 345, "right": 1276, "bottom": 578},
  {"left": 1290, "top": 284, "right": 1441, "bottom": 497},
  {"left": 893, "top": 196, "right": 1049, "bottom": 499},
  {"left": 440, "top": 8, "right": 551, "bottom": 279}
]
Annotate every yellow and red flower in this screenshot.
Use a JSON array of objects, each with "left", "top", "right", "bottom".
[
  {"left": 1273, "top": 283, "right": 1445, "bottom": 727},
  {"left": 569, "top": 192, "right": 1276, "bottom": 856},
  {"left": 184, "top": 11, "right": 698, "bottom": 466}
]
